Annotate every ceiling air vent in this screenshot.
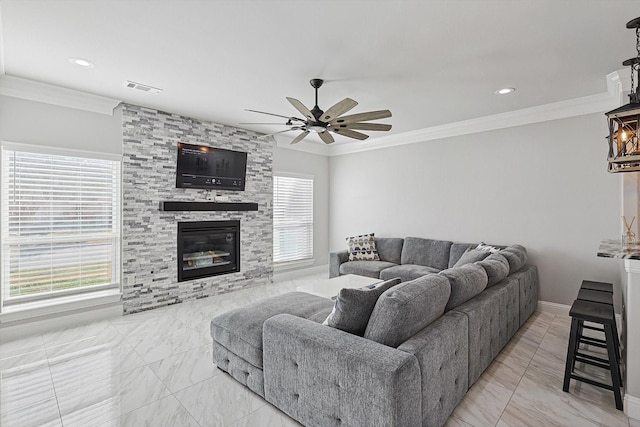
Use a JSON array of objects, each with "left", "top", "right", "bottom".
[{"left": 124, "top": 80, "right": 163, "bottom": 94}]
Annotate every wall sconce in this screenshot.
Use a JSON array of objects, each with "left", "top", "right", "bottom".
[{"left": 607, "top": 17, "right": 640, "bottom": 173}]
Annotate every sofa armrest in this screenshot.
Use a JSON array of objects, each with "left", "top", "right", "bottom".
[
  {"left": 329, "top": 249, "right": 349, "bottom": 278},
  {"left": 263, "top": 314, "right": 422, "bottom": 427}
]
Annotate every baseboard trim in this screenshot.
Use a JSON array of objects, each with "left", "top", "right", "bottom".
[
  {"left": 0, "top": 302, "right": 122, "bottom": 341},
  {"left": 538, "top": 300, "right": 622, "bottom": 323},
  {"left": 538, "top": 300, "right": 571, "bottom": 316},
  {"left": 273, "top": 264, "right": 328, "bottom": 282},
  {"left": 625, "top": 394, "right": 640, "bottom": 420}
]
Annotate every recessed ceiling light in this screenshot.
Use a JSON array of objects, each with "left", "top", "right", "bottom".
[
  {"left": 69, "top": 57, "right": 95, "bottom": 68},
  {"left": 495, "top": 87, "right": 515, "bottom": 95}
]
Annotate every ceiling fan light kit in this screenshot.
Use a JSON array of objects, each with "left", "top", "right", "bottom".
[
  {"left": 246, "top": 79, "right": 392, "bottom": 144},
  {"left": 606, "top": 17, "right": 640, "bottom": 173}
]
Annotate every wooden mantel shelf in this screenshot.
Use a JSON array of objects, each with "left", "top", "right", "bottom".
[{"left": 159, "top": 201, "right": 259, "bottom": 212}]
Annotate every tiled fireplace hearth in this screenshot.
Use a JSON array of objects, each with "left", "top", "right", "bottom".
[{"left": 121, "top": 104, "right": 273, "bottom": 314}]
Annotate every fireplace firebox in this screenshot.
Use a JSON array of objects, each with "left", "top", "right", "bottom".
[{"left": 177, "top": 220, "right": 240, "bottom": 282}]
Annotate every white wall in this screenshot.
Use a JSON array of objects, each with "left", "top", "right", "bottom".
[
  {"left": 0, "top": 95, "right": 122, "bottom": 154},
  {"left": 329, "top": 113, "right": 622, "bottom": 308},
  {"left": 273, "top": 145, "right": 330, "bottom": 268}
]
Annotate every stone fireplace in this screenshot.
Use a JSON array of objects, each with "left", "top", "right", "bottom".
[{"left": 121, "top": 104, "right": 273, "bottom": 314}]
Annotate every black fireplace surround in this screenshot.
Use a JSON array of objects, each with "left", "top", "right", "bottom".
[{"left": 177, "top": 220, "right": 240, "bottom": 282}]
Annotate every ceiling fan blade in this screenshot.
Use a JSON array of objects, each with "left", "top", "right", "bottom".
[
  {"left": 239, "top": 122, "right": 288, "bottom": 125},
  {"left": 329, "top": 110, "right": 392, "bottom": 124},
  {"left": 286, "top": 97, "right": 315, "bottom": 121},
  {"left": 290, "top": 131, "right": 310, "bottom": 145},
  {"left": 334, "top": 122, "right": 392, "bottom": 132},
  {"left": 256, "top": 127, "right": 303, "bottom": 139},
  {"left": 318, "top": 131, "right": 335, "bottom": 144},
  {"left": 321, "top": 98, "right": 358, "bottom": 122},
  {"left": 245, "top": 109, "right": 306, "bottom": 122},
  {"left": 330, "top": 128, "right": 369, "bottom": 140}
]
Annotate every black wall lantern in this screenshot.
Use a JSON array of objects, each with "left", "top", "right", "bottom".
[{"left": 607, "top": 17, "right": 640, "bottom": 173}]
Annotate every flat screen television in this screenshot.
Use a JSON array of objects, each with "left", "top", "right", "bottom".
[{"left": 176, "top": 143, "right": 247, "bottom": 191}]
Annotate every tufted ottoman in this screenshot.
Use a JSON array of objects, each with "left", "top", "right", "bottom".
[{"left": 210, "top": 291, "right": 333, "bottom": 397}]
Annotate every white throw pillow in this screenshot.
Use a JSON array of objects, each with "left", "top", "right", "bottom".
[
  {"left": 476, "top": 242, "right": 501, "bottom": 254},
  {"left": 346, "top": 233, "right": 380, "bottom": 261}
]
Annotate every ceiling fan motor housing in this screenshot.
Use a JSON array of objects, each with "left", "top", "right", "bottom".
[{"left": 310, "top": 106, "right": 325, "bottom": 122}]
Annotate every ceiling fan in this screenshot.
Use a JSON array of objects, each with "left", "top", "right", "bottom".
[{"left": 243, "top": 79, "right": 392, "bottom": 144}]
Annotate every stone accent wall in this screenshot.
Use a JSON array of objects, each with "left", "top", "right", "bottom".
[{"left": 121, "top": 104, "right": 273, "bottom": 314}]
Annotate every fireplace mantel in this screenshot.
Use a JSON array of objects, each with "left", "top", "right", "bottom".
[{"left": 159, "top": 201, "right": 259, "bottom": 211}]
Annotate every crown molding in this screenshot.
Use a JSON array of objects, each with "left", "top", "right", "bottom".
[
  {"left": 325, "top": 72, "right": 623, "bottom": 157},
  {"left": 328, "top": 91, "right": 617, "bottom": 156},
  {"left": 0, "top": 75, "right": 121, "bottom": 115},
  {"left": 612, "top": 67, "right": 632, "bottom": 93}
]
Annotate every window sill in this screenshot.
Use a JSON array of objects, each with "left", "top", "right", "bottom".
[
  {"left": 274, "top": 258, "right": 315, "bottom": 272},
  {"left": 0, "top": 288, "right": 122, "bottom": 324}
]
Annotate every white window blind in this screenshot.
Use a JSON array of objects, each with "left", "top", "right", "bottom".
[
  {"left": 1, "top": 145, "right": 121, "bottom": 303},
  {"left": 273, "top": 174, "right": 313, "bottom": 263}
]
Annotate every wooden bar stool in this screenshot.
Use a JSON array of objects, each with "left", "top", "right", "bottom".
[
  {"left": 581, "top": 280, "right": 613, "bottom": 294},
  {"left": 563, "top": 299, "right": 623, "bottom": 410},
  {"left": 576, "top": 288, "right": 621, "bottom": 372}
]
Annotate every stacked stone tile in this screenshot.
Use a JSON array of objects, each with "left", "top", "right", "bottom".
[{"left": 122, "top": 104, "right": 273, "bottom": 314}]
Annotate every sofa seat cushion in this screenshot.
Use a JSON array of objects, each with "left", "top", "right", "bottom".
[
  {"left": 401, "top": 237, "right": 453, "bottom": 270},
  {"left": 211, "top": 292, "right": 333, "bottom": 369},
  {"left": 364, "top": 274, "right": 451, "bottom": 347},
  {"left": 339, "top": 260, "right": 398, "bottom": 278},
  {"left": 439, "top": 263, "right": 488, "bottom": 311},
  {"left": 324, "top": 277, "right": 401, "bottom": 335},
  {"left": 379, "top": 264, "right": 440, "bottom": 282}
]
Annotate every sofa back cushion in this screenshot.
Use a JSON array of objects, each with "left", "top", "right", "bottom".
[
  {"left": 323, "top": 278, "right": 401, "bottom": 336},
  {"left": 401, "top": 237, "right": 453, "bottom": 270},
  {"left": 364, "top": 274, "right": 451, "bottom": 347},
  {"left": 375, "top": 237, "right": 404, "bottom": 264},
  {"left": 439, "top": 263, "right": 488, "bottom": 311},
  {"left": 476, "top": 253, "right": 510, "bottom": 287},
  {"left": 499, "top": 244, "right": 527, "bottom": 274},
  {"left": 448, "top": 242, "right": 476, "bottom": 268}
]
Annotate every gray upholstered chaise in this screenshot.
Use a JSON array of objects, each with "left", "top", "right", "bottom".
[{"left": 211, "top": 238, "right": 538, "bottom": 427}]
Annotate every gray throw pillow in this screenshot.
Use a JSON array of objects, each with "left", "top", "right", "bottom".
[
  {"left": 364, "top": 274, "right": 451, "bottom": 348},
  {"left": 476, "top": 253, "right": 510, "bottom": 287},
  {"left": 439, "top": 263, "right": 488, "bottom": 311},
  {"left": 323, "top": 277, "right": 401, "bottom": 335},
  {"left": 453, "top": 248, "right": 490, "bottom": 267}
]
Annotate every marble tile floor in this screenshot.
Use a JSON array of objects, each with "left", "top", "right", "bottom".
[{"left": 0, "top": 271, "right": 637, "bottom": 427}]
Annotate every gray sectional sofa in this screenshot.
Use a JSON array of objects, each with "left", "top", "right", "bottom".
[
  {"left": 211, "top": 237, "right": 538, "bottom": 427},
  {"left": 332, "top": 236, "right": 498, "bottom": 282}
]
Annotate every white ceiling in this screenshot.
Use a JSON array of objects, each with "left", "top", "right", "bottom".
[{"left": 0, "top": 0, "right": 638, "bottom": 146}]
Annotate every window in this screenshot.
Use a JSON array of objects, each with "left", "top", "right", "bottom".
[
  {"left": 1, "top": 143, "right": 121, "bottom": 305},
  {"left": 273, "top": 173, "right": 313, "bottom": 264}
]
